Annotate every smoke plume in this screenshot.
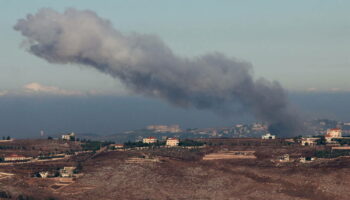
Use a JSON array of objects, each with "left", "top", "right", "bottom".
[{"left": 14, "top": 8, "right": 302, "bottom": 136}]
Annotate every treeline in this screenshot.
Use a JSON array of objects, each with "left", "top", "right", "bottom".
[
  {"left": 0, "top": 145, "right": 26, "bottom": 150},
  {"left": 81, "top": 140, "right": 114, "bottom": 151},
  {"left": 123, "top": 141, "right": 166, "bottom": 148},
  {"left": 179, "top": 139, "right": 204, "bottom": 146},
  {"left": 333, "top": 138, "right": 350, "bottom": 145},
  {"left": 314, "top": 150, "right": 350, "bottom": 158}
]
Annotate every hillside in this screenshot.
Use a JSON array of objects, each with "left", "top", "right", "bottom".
[{"left": 0, "top": 139, "right": 350, "bottom": 199}]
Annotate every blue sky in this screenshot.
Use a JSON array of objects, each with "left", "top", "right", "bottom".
[{"left": 1, "top": 0, "right": 349, "bottom": 94}]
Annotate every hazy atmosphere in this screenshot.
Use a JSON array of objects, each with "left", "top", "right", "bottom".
[
  {"left": 0, "top": 92, "right": 348, "bottom": 138},
  {"left": 1, "top": 0, "right": 350, "bottom": 137},
  {"left": 1, "top": 2, "right": 350, "bottom": 200}
]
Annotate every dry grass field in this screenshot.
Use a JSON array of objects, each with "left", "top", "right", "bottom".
[{"left": 0, "top": 139, "right": 349, "bottom": 200}]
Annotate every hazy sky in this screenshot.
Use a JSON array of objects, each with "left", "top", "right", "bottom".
[
  {"left": 1, "top": 0, "right": 349, "bottom": 93},
  {"left": 0, "top": 1, "right": 350, "bottom": 137}
]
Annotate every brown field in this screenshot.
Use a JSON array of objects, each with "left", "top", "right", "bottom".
[{"left": 203, "top": 151, "right": 256, "bottom": 160}]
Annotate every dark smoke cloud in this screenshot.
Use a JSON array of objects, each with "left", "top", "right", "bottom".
[{"left": 14, "top": 8, "right": 303, "bottom": 136}]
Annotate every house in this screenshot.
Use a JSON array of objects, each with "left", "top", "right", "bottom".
[
  {"left": 278, "top": 154, "right": 290, "bottom": 162},
  {"left": 62, "top": 132, "right": 75, "bottom": 141},
  {"left": 325, "top": 128, "right": 342, "bottom": 143},
  {"left": 3, "top": 154, "right": 31, "bottom": 162},
  {"left": 143, "top": 137, "right": 157, "bottom": 144},
  {"left": 284, "top": 139, "right": 295, "bottom": 143},
  {"left": 60, "top": 167, "right": 76, "bottom": 177},
  {"left": 261, "top": 133, "right": 276, "bottom": 140},
  {"left": 301, "top": 138, "right": 319, "bottom": 146},
  {"left": 166, "top": 138, "right": 179, "bottom": 146}
]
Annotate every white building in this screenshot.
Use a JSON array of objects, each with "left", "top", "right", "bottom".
[
  {"left": 261, "top": 133, "right": 276, "bottom": 140},
  {"left": 143, "top": 137, "right": 157, "bottom": 144},
  {"left": 62, "top": 132, "right": 75, "bottom": 140},
  {"left": 39, "top": 171, "right": 49, "bottom": 178},
  {"left": 166, "top": 138, "right": 179, "bottom": 146},
  {"left": 113, "top": 144, "right": 124, "bottom": 149},
  {"left": 279, "top": 154, "right": 290, "bottom": 162},
  {"left": 325, "top": 128, "right": 342, "bottom": 143},
  {"left": 60, "top": 167, "right": 76, "bottom": 177},
  {"left": 4, "top": 154, "right": 31, "bottom": 162},
  {"left": 301, "top": 138, "right": 319, "bottom": 146}
]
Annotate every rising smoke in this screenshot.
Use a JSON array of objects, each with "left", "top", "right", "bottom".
[{"left": 14, "top": 8, "right": 302, "bottom": 136}]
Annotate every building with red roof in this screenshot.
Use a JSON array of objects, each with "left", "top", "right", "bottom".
[{"left": 325, "top": 128, "right": 342, "bottom": 143}]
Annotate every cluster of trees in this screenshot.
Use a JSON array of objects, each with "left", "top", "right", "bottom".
[
  {"left": 123, "top": 141, "right": 166, "bottom": 148},
  {"left": 332, "top": 138, "right": 350, "bottom": 145},
  {"left": 81, "top": 140, "right": 114, "bottom": 151},
  {"left": 316, "top": 136, "right": 326, "bottom": 145},
  {"left": 314, "top": 150, "right": 350, "bottom": 158},
  {"left": 179, "top": 139, "right": 204, "bottom": 146},
  {"left": 38, "top": 154, "right": 65, "bottom": 160},
  {"left": 0, "top": 145, "right": 25, "bottom": 150}
]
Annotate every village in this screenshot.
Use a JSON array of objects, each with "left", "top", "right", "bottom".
[
  {"left": 0, "top": 126, "right": 349, "bottom": 199},
  {"left": 0, "top": 127, "right": 349, "bottom": 171}
]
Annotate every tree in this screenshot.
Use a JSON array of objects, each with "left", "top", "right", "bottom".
[
  {"left": 75, "top": 162, "right": 83, "bottom": 173},
  {"left": 69, "top": 136, "right": 75, "bottom": 141},
  {"left": 316, "top": 136, "right": 326, "bottom": 145}
]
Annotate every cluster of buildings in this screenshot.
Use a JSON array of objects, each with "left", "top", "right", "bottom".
[
  {"left": 61, "top": 132, "right": 76, "bottom": 141},
  {"left": 300, "top": 128, "right": 343, "bottom": 146},
  {"left": 260, "top": 128, "right": 346, "bottom": 146},
  {"left": 38, "top": 166, "right": 77, "bottom": 178},
  {"left": 187, "top": 123, "right": 268, "bottom": 138},
  {"left": 275, "top": 154, "right": 316, "bottom": 164},
  {"left": 142, "top": 137, "right": 180, "bottom": 146},
  {"left": 146, "top": 125, "right": 182, "bottom": 133}
]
